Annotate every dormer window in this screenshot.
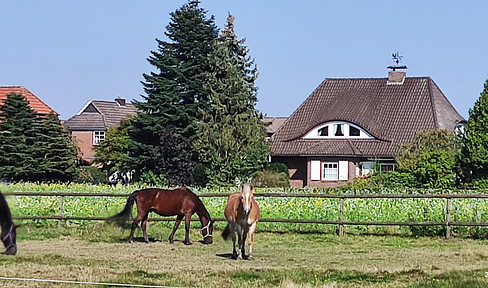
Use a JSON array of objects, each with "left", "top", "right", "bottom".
[
  {"left": 349, "top": 126, "right": 360, "bottom": 136},
  {"left": 334, "top": 124, "right": 344, "bottom": 136},
  {"left": 304, "top": 121, "right": 374, "bottom": 139},
  {"left": 318, "top": 126, "right": 328, "bottom": 136}
]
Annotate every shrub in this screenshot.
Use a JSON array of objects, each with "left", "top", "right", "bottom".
[{"left": 251, "top": 170, "right": 290, "bottom": 188}]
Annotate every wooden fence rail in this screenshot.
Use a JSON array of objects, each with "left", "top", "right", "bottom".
[{"left": 4, "top": 192, "right": 488, "bottom": 239}]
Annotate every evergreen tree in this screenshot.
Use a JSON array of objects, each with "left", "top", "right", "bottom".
[
  {"left": 194, "top": 14, "right": 270, "bottom": 186},
  {"left": 0, "top": 93, "right": 41, "bottom": 181},
  {"left": 462, "top": 78, "right": 488, "bottom": 183},
  {"left": 126, "top": 0, "right": 218, "bottom": 185},
  {"left": 38, "top": 112, "right": 78, "bottom": 182}
]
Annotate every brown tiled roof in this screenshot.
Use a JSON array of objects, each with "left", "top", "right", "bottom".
[
  {"left": 64, "top": 99, "right": 138, "bottom": 130},
  {"left": 0, "top": 86, "right": 56, "bottom": 116},
  {"left": 271, "top": 77, "right": 465, "bottom": 157},
  {"left": 263, "top": 116, "right": 288, "bottom": 134}
]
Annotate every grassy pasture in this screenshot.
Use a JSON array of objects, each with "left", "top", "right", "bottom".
[{"left": 0, "top": 223, "right": 488, "bottom": 287}]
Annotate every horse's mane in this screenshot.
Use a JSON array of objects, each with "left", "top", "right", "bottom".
[{"left": 0, "top": 192, "right": 13, "bottom": 231}]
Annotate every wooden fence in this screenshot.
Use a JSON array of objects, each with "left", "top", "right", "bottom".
[{"left": 4, "top": 192, "right": 488, "bottom": 239}]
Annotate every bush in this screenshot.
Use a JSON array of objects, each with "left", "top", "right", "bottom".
[
  {"left": 251, "top": 170, "right": 290, "bottom": 188},
  {"left": 75, "top": 166, "right": 107, "bottom": 184},
  {"left": 266, "top": 162, "right": 289, "bottom": 175}
]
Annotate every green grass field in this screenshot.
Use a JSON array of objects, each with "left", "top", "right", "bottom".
[{"left": 0, "top": 223, "right": 488, "bottom": 287}]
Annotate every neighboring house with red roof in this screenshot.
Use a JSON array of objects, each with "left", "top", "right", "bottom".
[
  {"left": 263, "top": 116, "right": 287, "bottom": 140},
  {"left": 0, "top": 86, "right": 56, "bottom": 117},
  {"left": 64, "top": 98, "right": 137, "bottom": 163},
  {"left": 270, "top": 69, "right": 466, "bottom": 188}
]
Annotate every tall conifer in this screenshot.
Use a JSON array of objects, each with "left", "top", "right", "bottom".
[
  {"left": 0, "top": 93, "right": 40, "bottom": 181},
  {"left": 194, "top": 14, "right": 270, "bottom": 186},
  {"left": 38, "top": 112, "right": 78, "bottom": 182},
  {"left": 126, "top": 0, "right": 218, "bottom": 185}
]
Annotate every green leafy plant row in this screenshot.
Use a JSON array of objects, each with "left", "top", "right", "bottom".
[{"left": 2, "top": 183, "right": 488, "bottom": 237}]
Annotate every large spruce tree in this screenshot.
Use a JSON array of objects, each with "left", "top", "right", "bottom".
[
  {"left": 38, "top": 112, "right": 78, "bottom": 182},
  {"left": 0, "top": 93, "right": 41, "bottom": 181},
  {"left": 194, "top": 14, "right": 270, "bottom": 186},
  {"left": 462, "top": 78, "right": 488, "bottom": 183},
  {"left": 126, "top": 0, "right": 218, "bottom": 185}
]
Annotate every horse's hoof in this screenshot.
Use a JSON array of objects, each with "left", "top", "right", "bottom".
[
  {"left": 169, "top": 239, "right": 174, "bottom": 244},
  {"left": 183, "top": 241, "right": 192, "bottom": 246},
  {"left": 247, "top": 255, "right": 254, "bottom": 261},
  {"left": 128, "top": 239, "right": 133, "bottom": 244}
]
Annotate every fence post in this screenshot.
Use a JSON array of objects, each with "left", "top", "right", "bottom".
[
  {"left": 445, "top": 198, "right": 451, "bottom": 240},
  {"left": 58, "top": 195, "right": 64, "bottom": 228},
  {"left": 339, "top": 197, "right": 344, "bottom": 237}
]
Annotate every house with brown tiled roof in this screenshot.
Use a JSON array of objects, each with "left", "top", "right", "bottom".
[
  {"left": 270, "top": 69, "right": 466, "bottom": 188},
  {"left": 64, "top": 98, "right": 137, "bottom": 163},
  {"left": 0, "top": 86, "right": 56, "bottom": 117}
]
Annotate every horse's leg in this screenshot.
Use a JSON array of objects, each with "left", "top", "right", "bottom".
[
  {"left": 240, "top": 225, "right": 249, "bottom": 260},
  {"left": 228, "top": 223, "right": 238, "bottom": 259},
  {"left": 236, "top": 225, "right": 246, "bottom": 260},
  {"left": 128, "top": 212, "right": 145, "bottom": 243},
  {"left": 183, "top": 213, "right": 192, "bottom": 245},
  {"left": 169, "top": 215, "right": 184, "bottom": 244},
  {"left": 247, "top": 221, "right": 258, "bottom": 260},
  {"left": 141, "top": 213, "right": 150, "bottom": 243}
]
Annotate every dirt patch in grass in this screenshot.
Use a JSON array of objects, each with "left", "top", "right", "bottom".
[{"left": 1, "top": 225, "right": 488, "bottom": 287}]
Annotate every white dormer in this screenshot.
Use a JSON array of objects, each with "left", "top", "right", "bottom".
[{"left": 303, "top": 121, "right": 373, "bottom": 139}]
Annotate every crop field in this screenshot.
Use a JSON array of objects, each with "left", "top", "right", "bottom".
[{"left": 1, "top": 183, "right": 488, "bottom": 287}]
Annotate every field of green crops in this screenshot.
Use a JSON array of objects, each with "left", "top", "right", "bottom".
[{"left": 1, "top": 182, "right": 488, "bottom": 237}]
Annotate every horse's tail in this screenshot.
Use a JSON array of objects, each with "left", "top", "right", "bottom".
[
  {"left": 108, "top": 191, "right": 138, "bottom": 229},
  {"left": 221, "top": 223, "right": 231, "bottom": 241}
]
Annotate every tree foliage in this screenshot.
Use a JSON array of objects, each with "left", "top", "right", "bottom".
[
  {"left": 37, "top": 112, "right": 78, "bottom": 182},
  {"left": 194, "top": 14, "right": 270, "bottom": 186},
  {"left": 461, "top": 78, "right": 488, "bottom": 184},
  {"left": 396, "top": 129, "right": 461, "bottom": 188},
  {"left": 95, "top": 118, "right": 132, "bottom": 182},
  {"left": 126, "top": 0, "right": 218, "bottom": 185},
  {"left": 0, "top": 93, "right": 77, "bottom": 182}
]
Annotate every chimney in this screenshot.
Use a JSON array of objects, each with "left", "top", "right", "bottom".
[
  {"left": 115, "top": 98, "right": 126, "bottom": 107},
  {"left": 387, "top": 70, "right": 406, "bottom": 85}
]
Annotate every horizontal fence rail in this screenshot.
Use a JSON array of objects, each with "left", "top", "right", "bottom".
[{"left": 4, "top": 192, "right": 488, "bottom": 239}]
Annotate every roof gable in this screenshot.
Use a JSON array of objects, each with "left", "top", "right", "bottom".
[
  {"left": 65, "top": 99, "right": 138, "bottom": 130},
  {"left": 0, "top": 86, "right": 55, "bottom": 116}
]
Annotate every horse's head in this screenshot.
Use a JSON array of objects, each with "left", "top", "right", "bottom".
[
  {"left": 2, "top": 224, "right": 17, "bottom": 255},
  {"left": 200, "top": 219, "right": 214, "bottom": 244},
  {"left": 240, "top": 184, "right": 254, "bottom": 214}
]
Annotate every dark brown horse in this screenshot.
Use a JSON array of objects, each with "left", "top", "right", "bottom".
[
  {"left": 0, "top": 192, "right": 17, "bottom": 255},
  {"left": 110, "top": 187, "right": 213, "bottom": 245},
  {"left": 222, "top": 184, "right": 260, "bottom": 260}
]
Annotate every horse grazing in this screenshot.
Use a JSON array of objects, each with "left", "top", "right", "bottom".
[
  {"left": 222, "top": 184, "right": 260, "bottom": 260},
  {"left": 0, "top": 192, "right": 17, "bottom": 255},
  {"left": 110, "top": 187, "right": 213, "bottom": 245}
]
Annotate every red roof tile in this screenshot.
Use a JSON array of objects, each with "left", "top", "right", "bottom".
[{"left": 0, "top": 86, "right": 55, "bottom": 116}]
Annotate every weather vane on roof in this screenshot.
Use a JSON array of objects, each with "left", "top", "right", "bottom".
[{"left": 387, "top": 52, "right": 407, "bottom": 71}]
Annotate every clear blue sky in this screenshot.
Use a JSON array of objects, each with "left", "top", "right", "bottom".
[{"left": 1, "top": 0, "right": 487, "bottom": 120}]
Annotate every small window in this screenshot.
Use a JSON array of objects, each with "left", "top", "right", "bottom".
[
  {"left": 380, "top": 164, "right": 396, "bottom": 173},
  {"left": 318, "top": 126, "right": 328, "bottom": 136},
  {"left": 94, "top": 131, "right": 106, "bottom": 145},
  {"left": 334, "top": 124, "right": 344, "bottom": 136},
  {"left": 349, "top": 126, "right": 360, "bottom": 136},
  {"left": 322, "top": 162, "right": 338, "bottom": 181}
]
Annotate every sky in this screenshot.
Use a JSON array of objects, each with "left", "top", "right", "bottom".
[{"left": 1, "top": 1, "right": 487, "bottom": 120}]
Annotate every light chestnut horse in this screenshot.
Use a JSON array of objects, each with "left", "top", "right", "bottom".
[{"left": 222, "top": 184, "right": 260, "bottom": 260}]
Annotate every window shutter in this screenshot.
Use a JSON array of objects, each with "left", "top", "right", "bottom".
[
  {"left": 310, "top": 160, "right": 321, "bottom": 181},
  {"left": 338, "top": 161, "right": 349, "bottom": 181}
]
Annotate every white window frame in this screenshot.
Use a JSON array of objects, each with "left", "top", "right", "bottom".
[
  {"left": 322, "top": 162, "right": 338, "bottom": 181},
  {"left": 93, "top": 131, "right": 106, "bottom": 145},
  {"left": 303, "top": 121, "right": 373, "bottom": 139}
]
